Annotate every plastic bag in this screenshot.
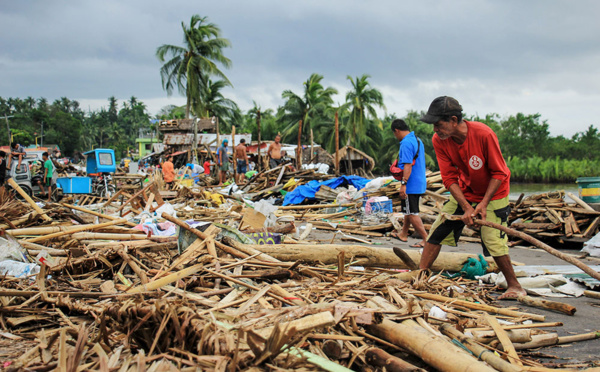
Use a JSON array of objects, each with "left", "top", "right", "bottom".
[
  {"left": 0, "top": 260, "right": 40, "bottom": 278},
  {"left": 0, "top": 235, "right": 28, "bottom": 262},
  {"left": 363, "top": 177, "right": 394, "bottom": 191},
  {"left": 154, "top": 202, "right": 176, "bottom": 218},
  {"left": 335, "top": 186, "right": 358, "bottom": 205},
  {"left": 254, "top": 199, "right": 279, "bottom": 227}
]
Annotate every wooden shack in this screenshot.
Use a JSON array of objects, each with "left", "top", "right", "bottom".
[{"left": 337, "top": 145, "right": 375, "bottom": 178}]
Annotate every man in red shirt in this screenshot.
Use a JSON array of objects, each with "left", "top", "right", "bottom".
[{"left": 420, "top": 96, "right": 525, "bottom": 299}]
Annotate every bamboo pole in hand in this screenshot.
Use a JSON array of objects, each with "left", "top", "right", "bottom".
[{"left": 442, "top": 213, "right": 600, "bottom": 282}]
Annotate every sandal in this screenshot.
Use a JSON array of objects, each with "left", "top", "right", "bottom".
[{"left": 390, "top": 231, "right": 408, "bottom": 242}]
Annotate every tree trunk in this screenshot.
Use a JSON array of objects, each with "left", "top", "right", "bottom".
[
  {"left": 335, "top": 111, "right": 339, "bottom": 175},
  {"left": 244, "top": 243, "right": 496, "bottom": 272},
  {"left": 297, "top": 120, "right": 303, "bottom": 169},
  {"left": 257, "top": 110, "right": 261, "bottom": 172},
  {"left": 368, "top": 319, "right": 496, "bottom": 372}
]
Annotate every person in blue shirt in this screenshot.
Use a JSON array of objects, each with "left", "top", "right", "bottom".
[{"left": 391, "top": 119, "right": 428, "bottom": 247}]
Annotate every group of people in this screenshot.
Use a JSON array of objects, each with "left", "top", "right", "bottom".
[
  {"left": 216, "top": 138, "right": 251, "bottom": 185},
  {"left": 392, "top": 96, "right": 525, "bottom": 299},
  {"left": 0, "top": 148, "right": 55, "bottom": 202}
]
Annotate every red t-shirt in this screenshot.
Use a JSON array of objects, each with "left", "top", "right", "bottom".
[
  {"left": 203, "top": 161, "right": 211, "bottom": 175},
  {"left": 433, "top": 121, "right": 510, "bottom": 203}
]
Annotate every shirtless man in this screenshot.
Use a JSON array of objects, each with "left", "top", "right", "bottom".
[
  {"left": 234, "top": 139, "right": 249, "bottom": 184},
  {"left": 267, "top": 134, "right": 282, "bottom": 169}
]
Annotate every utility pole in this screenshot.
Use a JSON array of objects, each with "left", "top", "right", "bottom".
[
  {"left": 335, "top": 111, "right": 339, "bottom": 175},
  {"left": 4, "top": 115, "right": 14, "bottom": 145},
  {"left": 297, "top": 120, "right": 303, "bottom": 169},
  {"left": 41, "top": 121, "right": 44, "bottom": 147},
  {"left": 192, "top": 118, "right": 198, "bottom": 163},
  {"left": 257, "top": 110, "right": 261, "bottom": 172}
]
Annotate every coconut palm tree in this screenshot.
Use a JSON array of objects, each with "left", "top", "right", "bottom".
[
  {"left": 278, "top": 73, "right": 337, "bottom": 143},
  {"left": 156, "top": 15, "right": 232, "bottom": 119},
  {"left": 198, "top": 78, "right": 240, "bottom": 132},
  {"left": 343, "top": 74, "right": 385, "bottom": 146}
]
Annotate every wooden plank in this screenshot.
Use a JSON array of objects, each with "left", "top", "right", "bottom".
[{"left": 484, "top": 314, "right": 523, "bottom": 366}]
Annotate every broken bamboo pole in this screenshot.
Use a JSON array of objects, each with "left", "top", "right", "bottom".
[
  {"left": 484, "top": 314, "right": 523, "bottom": 366},
  {"left": 368, "top": 319, "right": 497, "bottom": 372},
  {"left": 161, "top": 212, "right": 249, "bottom": 259},
  {"left": 365, "top": 347, "right": 426, "bottom": 372},
  {"left": 440, "top": 324, "right": 521, "bottom": 372},
  {"left": 7, "top": 178, "right": 52, "bottom": 222},
  {"left": 71, "top": 232, "right": 149, "bottom": 241},
  {"left": 7, "top": 224, "right": 98, "bottom": 236},
  {"left": 412, "top": 292, "right": 545, "bottom": 322},
  {"left": 517, "top": 295, "right": 577, "bottom": 316},
  {"left": 24, "top": 218, "right": 128, "bottom": 243},
  {"left": 62, "top": 203, "right": 137, "bottom": 227}
]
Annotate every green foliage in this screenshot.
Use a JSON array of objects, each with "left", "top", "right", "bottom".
[
  {"left": 343, "top": 74, "right": 385, "bottom": 145},
  {"left": 0, "top": 96, "right": 152, "bottom": 160},
  {"left": 156, "top": 15, "right": 232, "bottom": 119},
  {"left": 506, "top": 156, "right": 600, "bottom": 182},
  {"left": 278, "top": 73, "right": 337, "bottom": 143}
]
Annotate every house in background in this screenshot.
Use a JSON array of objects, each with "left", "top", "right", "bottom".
[{"left": 136, "top": 128, "right": 161, "bottom": 159}]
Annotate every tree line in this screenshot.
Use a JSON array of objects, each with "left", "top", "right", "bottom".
[
  {"left": 0, "top": 96, "right": 152, "bottom": 159},
  {"left": 2, "top": 14, "right": 598, "bottom": 183}
]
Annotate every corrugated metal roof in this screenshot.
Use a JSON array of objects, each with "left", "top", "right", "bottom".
[{"left": 565, "top": 273, "right": 600, "bottom": 290}]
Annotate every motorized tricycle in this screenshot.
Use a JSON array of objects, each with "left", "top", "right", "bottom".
[{"left": 56, "top": 149, "right": 116, "bottom": 197}]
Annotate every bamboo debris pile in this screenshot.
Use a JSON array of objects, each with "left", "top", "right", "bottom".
[
  {"left": 508, "top": 191, "right": 600, "bottom": 245},
  {"left": 0, "top": 202, "right": 599, "bottom": 370},
  {"left": 1, "top": 171, "right": 600, "bottom": 370}
]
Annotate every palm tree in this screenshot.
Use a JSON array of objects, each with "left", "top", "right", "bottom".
[
  {"left": 278, "top": 73, "right": 337, "bottom": 143},
  {"left": 343, "top": 74, "right": 385, "bottom": 146},
  {"left": 156, "top": 15, "right": 232, "bottom": 119},
  {"left": 198, "top": 78, "right": 240, "bottom": 132}
]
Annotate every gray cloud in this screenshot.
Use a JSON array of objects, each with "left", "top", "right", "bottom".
[{"left": 1, "top": 0, "right": 600, "bottom": 135}]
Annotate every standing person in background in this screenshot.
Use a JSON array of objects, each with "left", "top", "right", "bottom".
[
  {"left": 8, "top": 142, "right": 26, "bottom": 170},
  {"left": 390, "top": 119, "right": 428, "bottom": 247},
  {"left": 216, "top": 139, "right": 230, "bottom": 185},
  {"left": 234, "top": 139, "right": 249, "bottom": 184},
  {"left": 162, "top": 155, "right": 175, "bottom": 188},
  {"left": 203, "top": 158, "right": 212, "bottom": 175},
  {"left": 42, "top": 152, "right": 53, "bottom": 202},
  {"left": 267, "top": 134, "right": 282, "bottom": 169},
  {"left": 0, "top": 151, "right": 6, "bottom": 191},
  {"left": 419, "top": 96, "right": 525, "bottom": 299}
]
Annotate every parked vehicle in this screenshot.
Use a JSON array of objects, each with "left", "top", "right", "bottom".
[
  {"left": 56, "top": 149, "right": 116, "bottom": 197},
  {"left": 7, "top": 155, "right": 63, "bottom": 201}
]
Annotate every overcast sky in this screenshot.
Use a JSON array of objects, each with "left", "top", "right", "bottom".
[{"left": 2, "top": 0, "right": 599, "bottom": 136}]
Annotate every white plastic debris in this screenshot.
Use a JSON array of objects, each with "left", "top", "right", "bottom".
[
  {"left": 0, "top": 260, "right": 40, "bottom": 278},
  {"left": 0, "top": 235, "right": 28, "bottom": 262},
  {"left": 428, "top": 306, "right": 448, "bottom": 320},
  {"left": 582, "top": 231, "right": 600, "bottom": 257}
]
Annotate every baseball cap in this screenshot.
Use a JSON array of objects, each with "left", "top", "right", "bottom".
[{"left": 420, "top": 96, "right": 463, "bottom": 124}]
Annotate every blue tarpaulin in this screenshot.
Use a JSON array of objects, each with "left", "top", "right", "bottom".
[{"left": 282, "top": 175, "right": 370, "bottom": 206}]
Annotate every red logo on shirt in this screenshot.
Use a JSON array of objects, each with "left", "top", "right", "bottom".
[{"left": 469, "top": 155, "right": 483, "bottom": 170}]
